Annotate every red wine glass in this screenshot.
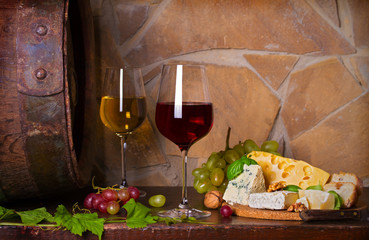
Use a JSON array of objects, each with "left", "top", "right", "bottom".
[{"left": 155, "top": 64, "right": 213, "bottom": 218}]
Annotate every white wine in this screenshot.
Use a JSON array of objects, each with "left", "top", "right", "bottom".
[{"left": 100, "top": 96, "right": 146, "bottom": 134}]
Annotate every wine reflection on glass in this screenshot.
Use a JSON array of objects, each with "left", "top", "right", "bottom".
[
  {"left": 100, "top": 67, "right": 147, "bottom": 197},
  {"left": 155, "top": 64, "right": 213, "bottom": 218}
]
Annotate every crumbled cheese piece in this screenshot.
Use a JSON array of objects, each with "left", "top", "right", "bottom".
[{"left": 296, "top": 196, "right": 310, "bottom": 209}]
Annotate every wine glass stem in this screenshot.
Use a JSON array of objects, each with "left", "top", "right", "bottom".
[
  {"left": 120, "top": 135, "right": 128, "bottom": 188},
  {"left": 179, "top": 150, "right": 189, "bottom": 209}
]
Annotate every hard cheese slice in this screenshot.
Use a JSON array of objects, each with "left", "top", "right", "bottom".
[
  {"left": 248, "top": 191, "right": 298, "bottom": 210},
  {"left": 298, "top": 190, "right": 335, "bottom": 210},
  {"left": 223, "top": 164, "right": 266, "bottom": 206},
  {"left": 247, "top": 151, "right": 330, "bottom": 189}
]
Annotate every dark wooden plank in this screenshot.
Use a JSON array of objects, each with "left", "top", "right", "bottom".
[{"left": 0, "top": 187, "right": 368, "bottom": 240}]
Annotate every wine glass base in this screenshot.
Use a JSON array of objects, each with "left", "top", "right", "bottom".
[
  {"left": 157, "top": 208, "right": 211, "bottom": 219},
  {"left": 139, "top": 190, "right": 147, "bottom": 197},
  {"left": 119, "top": 184, "right": 147, "bottom": 198}
]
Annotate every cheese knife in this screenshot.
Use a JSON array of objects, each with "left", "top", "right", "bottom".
[{"left": 299, "top": 204, "right": 368, "bottom": 221}]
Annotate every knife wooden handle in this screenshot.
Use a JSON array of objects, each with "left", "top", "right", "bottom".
[{"left": 299, "top": 205, "right": 368, "bottom": 221}]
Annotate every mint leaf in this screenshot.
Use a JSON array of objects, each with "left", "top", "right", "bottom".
[
  {"left": 54, "top": 204, "right": 104, "bottom": 240},
  {"left": 17, "top": 207, "right": 54, "bottom": 226},
  {"left": 123, "top": 199, "right": 158, "bottom": 228},
  {"left": 227, "top": 155, "right": 258, "bottom": 180}
]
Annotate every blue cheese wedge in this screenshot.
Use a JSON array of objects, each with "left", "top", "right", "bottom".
[
  {"left": 223, "top": 164, "right": 266, "bottom": 206},
  {"left": 248, "top": 191, "right": 298, "bottom": 210}
]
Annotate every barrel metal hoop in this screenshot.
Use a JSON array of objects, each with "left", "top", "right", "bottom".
[
  {"left": 16, "top": 0, "right": 64, "bottom": 96},
  {"left": 15, "top": 0, "right": 76, "bottom": 199}
]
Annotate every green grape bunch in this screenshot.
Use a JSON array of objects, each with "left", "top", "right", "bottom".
[{"left": 192, "top": 127, "right": 282, "bottom": 194}]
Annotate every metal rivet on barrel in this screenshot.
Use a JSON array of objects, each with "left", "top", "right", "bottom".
[
  {"left": 35, "top": 25, "right": 48, "bottom": 36},
  {"left": 35, "top": 68, "right": 47, "bottom": 80}
]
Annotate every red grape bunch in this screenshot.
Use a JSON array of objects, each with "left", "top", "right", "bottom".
[{"left": 83, "top": 186, "right": 140, "bottom": 215}]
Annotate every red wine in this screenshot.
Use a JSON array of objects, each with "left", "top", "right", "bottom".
[{"left": 155, "top": 102, "right": 213, "bottom": 151}]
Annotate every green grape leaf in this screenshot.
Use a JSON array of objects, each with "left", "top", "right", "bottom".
[
  {"left": 0, "top": 206, "right": 17, "bottom": 220},
  {"left": 328, "top": 190, "right": 343, "bottom": 210},
  {"left": 306, "top": 185, "right": 323, "bottom": 191},
  {"left": 73, "top": 213, "right": 105, "bottom": 239},
  {"left": 17, "top": 207, "right": 54, "bottom": 226},
  {"left": 227, "top": 155, "right": 258, "bottom": 180},
  {"left": 54, "top": 204, "right": 104, "bottom": 240},
  {"left": 123, "top": 199, "right": 158, "bottom": 228}
]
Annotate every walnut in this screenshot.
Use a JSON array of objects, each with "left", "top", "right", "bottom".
[
  {"left": 267, "top": 182, "right": 286, "bottom": 192},
  {"left": 287, "top": 202, "right": 308, "bottom": 212},
  {"left": 204, "top": 191, "right": 224, "bottom": 209}
]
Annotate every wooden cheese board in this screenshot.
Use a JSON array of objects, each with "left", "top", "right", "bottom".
[{"left": 230, "top": 201, "right": 368, "bottom": 221}]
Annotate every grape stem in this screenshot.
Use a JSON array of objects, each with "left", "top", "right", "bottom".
[
  {"left": 225, "top": 127, "right": 231, "bottom": 151},
  {"left": 92, "top": 176, "right": 121, "bottom": 192},
  {"left": 0, "top": 222, "right": 58, "bottom": 227},
  {"left": 104, "top": 217, "right": 127, "bottom": 224}
]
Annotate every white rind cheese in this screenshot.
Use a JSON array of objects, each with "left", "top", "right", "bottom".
[
  {"left": 248, "top": 191, "right": 298, "bottom": 210},
  {"left": 223, "top": 164, "right": 266, "bottom": 206}
]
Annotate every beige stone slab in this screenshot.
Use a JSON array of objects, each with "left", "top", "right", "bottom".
[
  {"left": 281, "top": 57, "right": 363, "bottom": 139},
  {"left": 162, "top": 64, "right": 281, "bottom": 158},
  {"left": 114, "top": 1, "right": 150, "bottom": 45},
  {"left": 290, "top": 92, "right": 369, "bottom": 179},
  {"left": 95, "top": 118, "right": 166, "bottom": 185},
  {"left": 347, "top": 0, "right": 369, "bottom": 48},
  {"left": 244, "top": 54, "right": 299, "bottom": 90},
  {"left": 308, "top": 0, "right": 340, "bottom": 26},
  {"left": 129, "top": 171, "right": 172, "bottom": 186},
  {"left": 350, "top": 56, "right": 369, "bottom": 90},
  {"left": 124, "top": 0, "right": 355, "bottom": 66}
]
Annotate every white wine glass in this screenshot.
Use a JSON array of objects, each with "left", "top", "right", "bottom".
[
  {"left": 100, "top": 67, "right": 147, "bottom": 196},
  {"left": 155, "top": 64, "right": 213, "bottom": 218}
]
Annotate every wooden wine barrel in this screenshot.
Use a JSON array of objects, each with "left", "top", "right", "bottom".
[{"left": 0, "top": 0, "right": 97, "bottom": 202}]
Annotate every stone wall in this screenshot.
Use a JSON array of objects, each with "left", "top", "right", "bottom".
[{"left": 90, "top": 0, "right": 369, "bottom": 187}]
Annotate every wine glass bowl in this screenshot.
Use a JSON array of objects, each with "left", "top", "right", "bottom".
[
  {"left": 100, "top": 67, "right": 146, "bottom": 193},
  {"left": 155, "top": 64, "right": 213, "bottom": 218}
]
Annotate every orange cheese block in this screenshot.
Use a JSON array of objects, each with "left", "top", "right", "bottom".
[{"left": 247, "top": 151, "right": 330, "bottom": 189}]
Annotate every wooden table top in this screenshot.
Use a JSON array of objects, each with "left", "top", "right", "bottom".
[{"left": 1, "top": 186, "right": 368, "bottom": 240}]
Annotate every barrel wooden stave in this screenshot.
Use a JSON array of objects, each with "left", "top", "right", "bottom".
[{"left": 0, "top": 0, "right": 96, "bottom": 202}]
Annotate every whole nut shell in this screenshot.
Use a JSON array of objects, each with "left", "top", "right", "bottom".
[{"left": 204, "top": 190, "right": 224, "bottom": 209}]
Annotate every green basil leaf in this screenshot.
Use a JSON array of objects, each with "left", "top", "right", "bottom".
[
  {"left": 227, "top": 156, "right": 258, "bottom": 180},
  {"left": 283, "top": 185, "right": 302, "bottom": 193},
  {"left": 328, "top": 190, "right": 343, "bottom": 210},
  {"left": 306, "top": 185, "right": 323, "bottom": 191}
]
